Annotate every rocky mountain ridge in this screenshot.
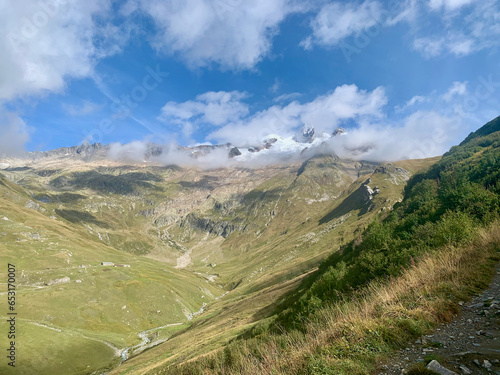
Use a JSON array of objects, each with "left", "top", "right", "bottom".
[{"left": 0, "top": 124, "right": 349, "bottom": 168}]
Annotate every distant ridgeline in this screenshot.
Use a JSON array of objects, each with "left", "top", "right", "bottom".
[{"left": 253, "top": 116, "right": 499, "bottom": 331}]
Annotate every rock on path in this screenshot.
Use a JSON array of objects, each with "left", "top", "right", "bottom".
[{"left": 377, "top": 265, "right": 500, "bottom": 375}]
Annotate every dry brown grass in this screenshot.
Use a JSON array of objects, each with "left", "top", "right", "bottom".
[{"left": 161, "top": 223, "right": 500, "bottom": 375}]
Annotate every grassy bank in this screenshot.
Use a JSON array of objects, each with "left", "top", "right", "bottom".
[{"left": 161, "top": 223, "right": 499, "bottom": 375}]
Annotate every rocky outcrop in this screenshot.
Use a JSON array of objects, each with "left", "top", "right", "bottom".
[
  {"left": 45, "top": 276, "right": 70, "bottom": 286},
  {"left": 181, "top": 214, "right": 246, "bottom": 238},
  {"left": 362, "top": 185, "right": 375, "bottom": 203},
  {"left": 374, "top": 164, "right": 411, "bottom": 185},
  {"left": 229, "top": 147, "right": 242, "bottom": 158},
  {"left": 263, "top": 138, "right": 278, "bottom": 149},
  {"left": 27, "top": 143, "right": 110, "bottom": 161},
  {"left": 361, "top": 178, "right": 381, "bottom": 204},
  {"left": 374, "top": 164, "right": 409, "bottom": 176},
  {"left": 333, "top": 127, "right": 346, "bottom": 136},
  {"left": 293, "top": 124, "right": 315, "bottom": 143}
]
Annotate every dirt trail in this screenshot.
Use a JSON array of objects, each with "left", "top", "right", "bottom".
[{"left": 377, "top": 264, "right": 500, "bottom": 375}]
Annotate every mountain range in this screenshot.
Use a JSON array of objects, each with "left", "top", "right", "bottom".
[{"left": 0, "top": 117, "right": 499, "bottom": 374}]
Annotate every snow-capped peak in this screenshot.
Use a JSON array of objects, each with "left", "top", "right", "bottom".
[{"left": 293, "top": 123, "right": 315, "bottom": 143}]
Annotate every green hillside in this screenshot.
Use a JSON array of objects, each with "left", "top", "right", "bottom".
[{"left": 147, "top": 117, "right": 500, "bottom": 375}]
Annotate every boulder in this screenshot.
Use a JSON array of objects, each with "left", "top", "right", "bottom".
[{"left": 426, "top": 360, "right": 457, "bottom": 375}]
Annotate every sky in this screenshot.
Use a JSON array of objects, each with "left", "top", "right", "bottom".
[{"left": 0, "top": 0, "right": 499, "bottom": 161}]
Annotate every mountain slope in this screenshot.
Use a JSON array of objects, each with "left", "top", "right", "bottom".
[
  {"left": 0, "top": 149, "right": 439, "bottom": 375},
  {"left": 141, "top": 117, "right": 500, "bottom": 375}
]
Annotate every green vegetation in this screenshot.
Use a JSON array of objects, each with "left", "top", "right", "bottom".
[
  {"left": 277, "top": 116, "right": 500, "bottom": 330},
  {"left": 152, "top": 117, "right": 500, "bottom": 374}
]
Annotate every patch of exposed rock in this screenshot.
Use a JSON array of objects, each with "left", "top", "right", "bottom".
[
  {"left": 229, "top": 147, "right": 242, "bottom": 158},
  {"left": 375, "top": 164, "right": 411, "bottom": 185},
  {"left": 180, "top": 214, "right": 246, "bottom": 238},
  {"left": 293, "top": 124, "right": 315, "bottom": 143},
  {"left": 45, "top": 276, "right": 71, "bottom": 286},
  {"left": 333, "top": 127, "right": 346, "bottom": 136}
]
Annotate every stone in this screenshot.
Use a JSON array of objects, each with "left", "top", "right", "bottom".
[
  {"left": 426, "top": 360, "right": 458, "bottom": 375},
  {"left": 483, "top": 360, "right": 492, "bottom": 369},
  {"left": 459, "top": 365, "right": 472, "bottom": 374}
]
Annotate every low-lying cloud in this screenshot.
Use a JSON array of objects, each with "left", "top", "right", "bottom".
[
  {"left": 105, "top": 80, "right": 480, "bottom": 169},
  {"left": 0, "top": 109, "right": 30, "bottom": 157}
]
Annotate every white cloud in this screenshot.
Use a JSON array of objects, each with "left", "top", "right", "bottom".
[
  {"left": 273, "top": 92, "right": 302, "bottom": 103},
  {"left": 304, "top": 0, "right": 500, "bottom": 59},
  {"left": 208, "top": 84, "right": 387, "bottom": 145},
  {"left": 325, "top": 111, "right": 461, "bottom": 161},
  {"left": 0, "top": 0, "right": 125, "bottom": 101},
  {"left": 412, "top": 37, "right": 445, "bottom": 58},
  {"left": 270, "top": 78, "right": 281, "bottom": 94},
  {"left": 160, "top": 91, "right": 249, "bottom": 128},
  {"left": 395, "top": 95, "right": 426, "bottom": 112},
  {"left": 303, "top": 0, "right": 383, "bottom": 47},
  {"left": 108, "top": 141, "right": 148, "bottom": 163},
  {"left": 414, "top": 0, "right": 500, "bottom": 58},
  {"left": 429, "top": 0, "right": 477, "bottom": 11},
  {"left": 448, "top": 38, "right": 474, "bottom": 56},
  {"left": 62, "top": 101, "right": 104, "bottom": 116},
  {"left": 127, "top": 0, "right": 298, "bottom": 70},
  {"left": 442, "top": 81, "right": 468, "bottom": 102},
  {"left": 108, "top": 80, "right": 489, "bottom": 167},
  {"left": 0, "top": 109, "right": 30, "bottom": 157}
]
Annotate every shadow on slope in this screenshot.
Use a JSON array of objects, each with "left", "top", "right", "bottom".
[
  {"left": 55, "top": 209, "right": 109, "bottom": 228},
  {"left": 51, "top": 171, "right": 163, "bottom": 195},
  {"left": 319, "top": 184, "right": 370, "bottom": 225}
]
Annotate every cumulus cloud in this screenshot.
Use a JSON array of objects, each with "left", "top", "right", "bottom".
[
  {"left": 413, "top": 0, "right": 500, "bottom": 58},
  {"left": 0, "top": 0, "right": 126, "bottom": 101},
  {"left": 159, "top": 91, "right": 250, "bottom": 140},
  {"left": 304, "top": 0, "right": 500, "bottom": 59},
  {"left": 161, "top": 91, "right": 249, "bottom": 126},
  {"left": 126, "top": 0, "right": 298, "bottom": 70},
  {"left": 302, "top": 0, "right": 383, "bottom": 48},
  {"left": 325, "top": 111, "right": 461, "bottom": 161},
  {"left": 105, "top": 77, "right": 485, "bottom": 169},
  {"left": 209, "top": 84, "right": 387, "bottom": 145},
  {"left": 0, "top": 109, "right": 30, "bottom": 157}
]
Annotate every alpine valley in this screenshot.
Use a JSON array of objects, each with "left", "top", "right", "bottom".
[{"left": 1, "top": 118, "right": 499, "bottom": 375}]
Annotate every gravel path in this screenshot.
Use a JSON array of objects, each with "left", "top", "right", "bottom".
[{"left": 377, "top": 264, "right": 500, "bottom": 375}]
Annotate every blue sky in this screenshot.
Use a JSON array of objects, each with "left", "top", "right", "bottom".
[{"left": 1, "top": 0, "right": 499, "bottom": 161}]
